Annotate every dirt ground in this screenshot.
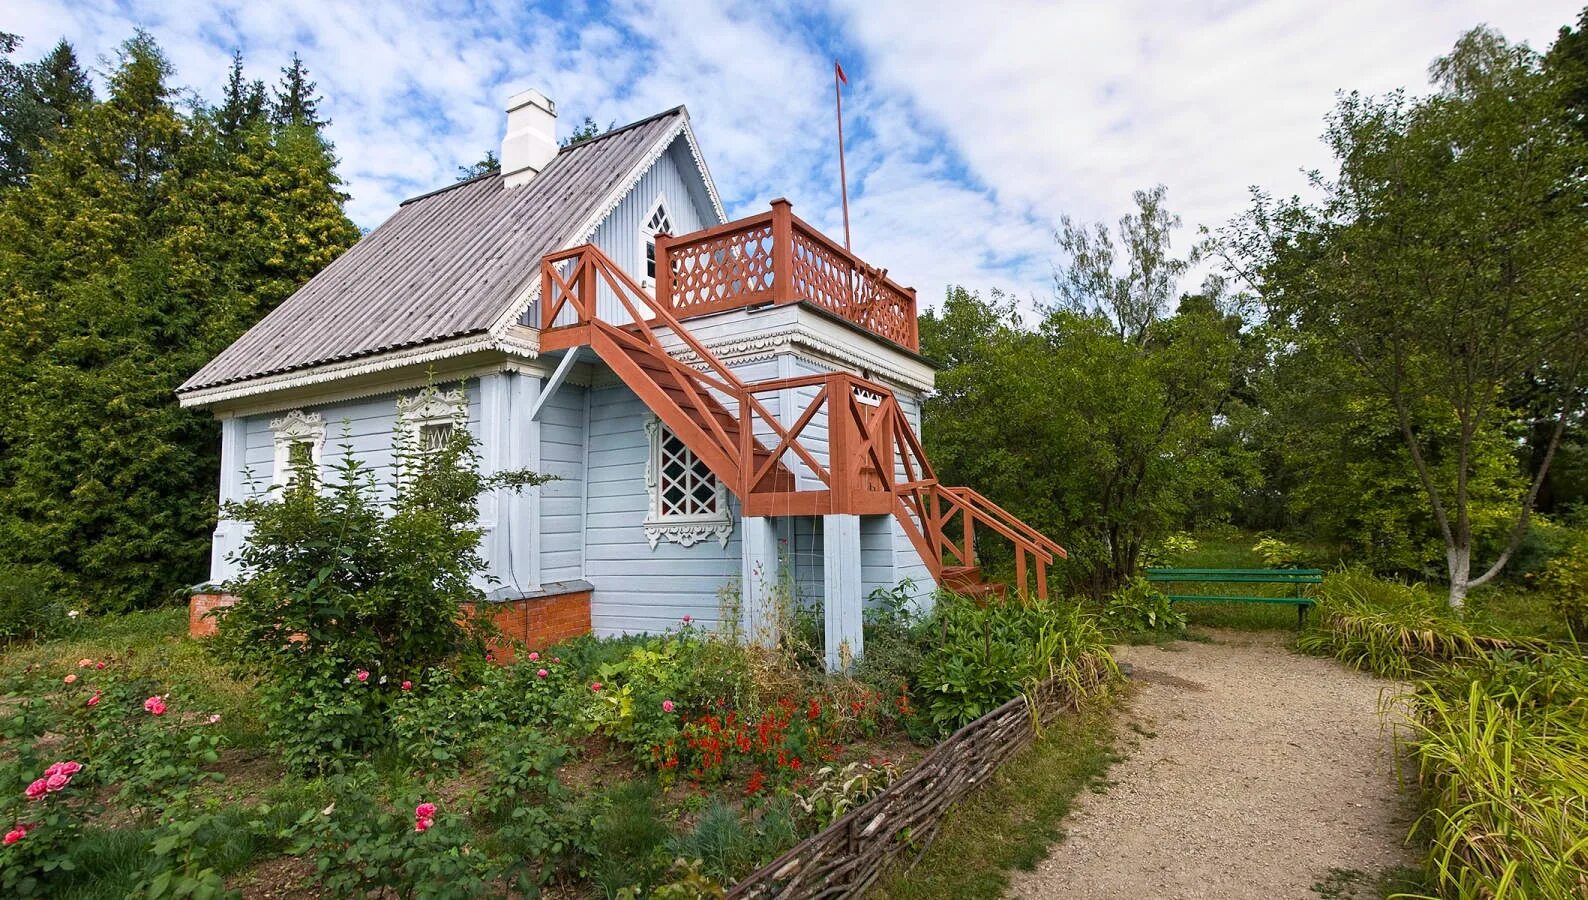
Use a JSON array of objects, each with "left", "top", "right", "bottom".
[{"left": 1008, "top": 630, "right": 1416, "bottom": 900}]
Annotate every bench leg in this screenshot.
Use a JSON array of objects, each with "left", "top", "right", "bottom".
[{"left": 1297, "top": 604, "right": 1307, "bottom": 629}]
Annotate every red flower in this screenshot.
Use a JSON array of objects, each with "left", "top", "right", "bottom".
[
  {"left": 745, "top": 771, "right": 767, "bottom": 795},
  {"left": 2, "top": 826, "right": 25, "bottom": 845},
  {"left": 143, "top": 696, "right": 167, "bottom": 716}
]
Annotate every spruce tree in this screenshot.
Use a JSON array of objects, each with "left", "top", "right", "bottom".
[
  {"left": 217, "top": 49, "right": 267, "bottom": 145},
  {"left": 271, "top": 53, "right": 325, "bottom": 129},
  {"left": 0, "top": 32, "right": 359, "bottom": 610},
  {"left": 0, "top": 36, "right": 92, "bottom": 186}
]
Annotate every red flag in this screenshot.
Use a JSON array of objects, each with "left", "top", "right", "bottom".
[{"left": 835, "top": 60, "right": 847, "bottom": 85}]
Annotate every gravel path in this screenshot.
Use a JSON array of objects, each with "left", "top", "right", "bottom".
[{"left": 1008, "top": 630, "right": 1415, "bottom": 900}]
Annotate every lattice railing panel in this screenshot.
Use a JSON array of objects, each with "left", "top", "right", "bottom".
[
  {"left": 789, "top": 226, "right": 917, "bottom": 348},
  {"left": 666, "top": 220, "right": 776, "bottom": 317}
]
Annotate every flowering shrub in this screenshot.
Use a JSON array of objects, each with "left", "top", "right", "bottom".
[
  {"left": 293, "top": 783, "right": 498, "bottom": 898},
  {"left": 214, "top": 398, "right": 549, "bottom": 772},
  {"left": 471, "top": 727, "right": 584, "bottom": 890},
  {"left": 0, "top": 759, "right": 87, "bottom": 896}
]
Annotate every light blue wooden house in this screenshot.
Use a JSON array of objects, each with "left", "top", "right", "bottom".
[{"left": 180, "top": 90, "right": 1063, "bottom": 669}]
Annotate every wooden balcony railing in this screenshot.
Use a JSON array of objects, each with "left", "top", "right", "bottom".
[{"left": 655, "top": 199, "right": 921, "bottom": 351}]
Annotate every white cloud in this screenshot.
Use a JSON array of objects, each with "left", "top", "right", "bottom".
[{"left": 7, "top": 0, "right": 1582, "bottom": 309}]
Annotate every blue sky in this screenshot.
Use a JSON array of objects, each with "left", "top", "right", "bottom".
[{"left": 7, "top": 0, "right": 1582, "bottom": 308}]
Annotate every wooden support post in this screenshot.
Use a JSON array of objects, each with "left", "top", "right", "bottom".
[
  {"left": 578, "top": 255, "right": 597, "bottom": 323},
  {"left": 823, "top": 514, "right": 864, "bottom": 672},
  {"left": 1015, "top": 548, "right": 1027, "bottom": 600},
  {"left": 654, "top": 232, "right": 673, "bottom": 311},
  {"left": 771, "top": 199, "right": 794, "bottom": 304},
  {"left": 826, "top": 375, "right": 851, "bottom": 507},
  {"left": 740, "top": 516, "right": 781, "bottom": 647}
]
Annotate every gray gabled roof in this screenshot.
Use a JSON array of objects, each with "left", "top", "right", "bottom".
[{"left": 179, "top": 106, "right": 691, "bottom": 394}]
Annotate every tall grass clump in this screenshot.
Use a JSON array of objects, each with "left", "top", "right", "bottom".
[
  {"left": 1297, "top": 569, "right": 1518, "bottom": 678},
  {"left": 1401, "top": 660, "right": 1588, "bottom": 899},
  {"left": 914, "top": 593, "right": 1117, "bottom": 733}
]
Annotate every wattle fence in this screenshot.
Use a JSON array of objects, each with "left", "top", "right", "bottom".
[{"left": 727, "top": 655, "right": 1116, "bottom": 898}]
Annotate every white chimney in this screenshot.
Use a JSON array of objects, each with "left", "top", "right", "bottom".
[{"left": 501, "top": 88, "right": 557, "bottom": 187}]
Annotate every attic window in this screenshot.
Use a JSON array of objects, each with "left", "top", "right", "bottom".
[
  {"left": 641, "top": 197, "right": 672, "bottom": 285},
  {"left": 644, "top": 417, "right": 732, "bottom": 549}
]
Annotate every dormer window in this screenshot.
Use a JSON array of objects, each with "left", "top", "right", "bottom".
[{"left": 641, "top": 197, "right": 672, "bottom": 287}]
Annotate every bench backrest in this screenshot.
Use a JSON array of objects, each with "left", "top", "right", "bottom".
[{"left": 1144, "top": 568, "right": 1323, "bottom": 584}]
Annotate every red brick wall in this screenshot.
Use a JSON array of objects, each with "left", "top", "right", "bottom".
[
  {"left": 463, "top": 589, "right": 593, "bottom": 663},
  {"left": 188, "top": 593, "right": 237, "bottom": 637}
]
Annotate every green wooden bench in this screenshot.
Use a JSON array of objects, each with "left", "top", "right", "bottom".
[{"left": 1144, "top": 568, "right": 1324, "bottom": 627}]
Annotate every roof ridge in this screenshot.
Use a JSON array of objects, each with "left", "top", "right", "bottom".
[
  {"left": 556, "top": 105, "right": 686, "bottom": 155},
  {"left": 396, "top": 106, "right": 687, "bottom": 208}
]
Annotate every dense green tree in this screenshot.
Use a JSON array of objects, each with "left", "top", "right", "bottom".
[
  {"left": 0, "top": 33, "right": 359, "bottom": 610},
  {"left": 0, "top": 35, "right": 92, "bottom": 186},
  {"left": 921, "top": 283, "right": 1250, "bottom": 598},
  {"left": 1225, "top": 27, "right": 1588, "bottom": 608},
  {"left": 456, "top": 149, "right": 499, "bottom": 180}
]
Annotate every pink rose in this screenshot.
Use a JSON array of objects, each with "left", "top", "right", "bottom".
[
  {"left": 682, "top": 615, "right": 693, "bottom": 624},
  {"left": 44, "top": 761, "right": 81, "bottom": 778},
  {"left": 63, "top": 674, "right": 77, "bottom": 684},
  {"left": 355, "top": 670, "right": 369, "bottom": 683},
  {"left": 44, "top": 772, "right": 69, "bottom": 793},
  {"left": 415, "top": 802, "right": 437, "bottom": 818},
  {"left": 536, "top": 669, "right": 548, "bottom": 679},
  {"left": 551, "top": 657, "right": 561, "bottom": 664},
  {"left": 207, "top": 714, "right": 222, "bottom": 725},
  {"left": 527, "top": 652, "right": 539, "bottom": 661},
  {"left": 414, "top": 817, "right": 433, "bottom": 833},
  {"left": 24, "top": 779, "right": 46, "bottom": 801},
  {"left": 662, "top": 700, "right": 676, "bottom": 713},
  {"left": 143, "top": 696, "right": 167, "bottom": 716},
  {"left": 86, "top": 693, "right": 100, "bottom": 707},
  {"left": 96, "top": 662, "right": 105, "bottom": 670},
  {"left": 2, "top": 827, "right": 24, "bottom": 845},
  {"left": 401, "top": 681, "right": 412, "bottom": 691},
  {"left": 77, "top": 658, "right": 93, "bottom": 668},
  {"left": 590, "top": 682, "right": 602, "bottom": 692}
]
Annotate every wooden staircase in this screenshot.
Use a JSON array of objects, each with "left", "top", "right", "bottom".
[{"left": 538, "top": 242, "right": 1067, "bottom": 599}]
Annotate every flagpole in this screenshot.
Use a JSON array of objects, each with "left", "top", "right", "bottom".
[{"left": 835, "top": 60, "right": 851, "bottom": 252}]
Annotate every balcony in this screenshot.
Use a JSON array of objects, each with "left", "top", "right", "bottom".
[{"left": 654, "top": 199, "right": 920, "bottom": 351}]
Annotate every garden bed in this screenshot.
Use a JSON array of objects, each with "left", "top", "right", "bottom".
[{"left": 728, "top": 657, "right": 1114, "bottom": 899}]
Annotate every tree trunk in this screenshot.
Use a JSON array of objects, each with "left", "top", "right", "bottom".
[{"left": 1445, "top": 542, "right": 1471, "bottom": 612}]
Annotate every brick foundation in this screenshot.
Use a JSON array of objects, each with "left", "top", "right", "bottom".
[
  {"left": 190, "top": 587, "right": 593, "bottom": 661},
  {"left": 463, "top": 588, "right": 593, "bottom": 663},
  {"left": 188, "top": 593, "right": 238, "bottom": 637}
]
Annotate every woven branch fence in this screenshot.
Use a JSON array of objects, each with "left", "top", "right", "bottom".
[{"left": 727, "top": 654, "right": 1116, "bottom": 899}]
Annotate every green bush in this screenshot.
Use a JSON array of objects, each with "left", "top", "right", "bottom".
[
  {"left": 1539, "top": 534, "right": 1588, "bottom": 641},
  {"left": 1101, "top": 577, "right": 1185, "bottom": 636},
  {"left": 914, "top": 593, "right": 1114, "bottom": 734},
  {"left": 0, "top": 567, "right": 71, "bottom": 646},
  {"left": 214, "top": 389, "right": 548, "bottom": 773}
]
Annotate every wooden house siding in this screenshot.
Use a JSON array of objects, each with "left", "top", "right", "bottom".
[
  {"left": 583, "top": 382, "right": 744, "bottom": 636},
  {"left": 537, "top": 382, "right": 587, "bottom": 584}
]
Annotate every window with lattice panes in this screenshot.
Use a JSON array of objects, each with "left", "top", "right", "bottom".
[
  {"left": 419, "top": 422, "right": 453, "bottom": 453},
  {"left": 643, "top": 417, "right": 733, "bottom": 549},
  {"left": 641, "top": 198, "right": 672, "bottom": 284}
]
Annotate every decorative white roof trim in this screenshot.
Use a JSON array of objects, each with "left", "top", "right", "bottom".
[
  {"left": 489, "top": 115, "right": 718, "bottom": 342},
  {"left": 669, "top": 322, "right": 934, "bottom": 394},
  {"left": 178, "top": 331, "right": 542, "bottom": 411},
  {"left": 677, "top": 115, "right": 727, "bottom": 224}
]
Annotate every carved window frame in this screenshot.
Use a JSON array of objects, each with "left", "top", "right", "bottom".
[
  {"left": 644, "top": 416, "right": 732, "bottom": 549},
  {"left": 270, "top": 409, "right": 325, "bottom": 487},
  {"left": 639, "top": 195, "right": 672, "bottom": 288},
  {"left": 395, "top": 387, "right": 467, "bottom": 481}
]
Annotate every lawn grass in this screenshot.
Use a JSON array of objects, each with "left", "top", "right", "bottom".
[{"left": 871, "top": 697, "right": 1120, "bottom": 899}]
